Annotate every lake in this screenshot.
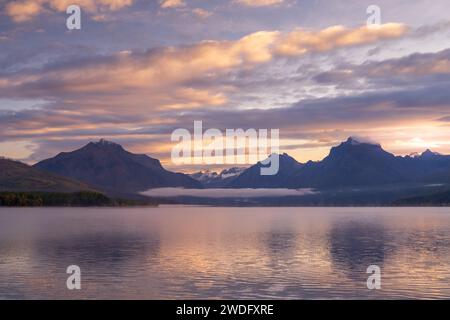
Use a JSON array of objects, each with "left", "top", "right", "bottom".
[{"left": 0, "top": 206, "right": 450, "bottom": 299}]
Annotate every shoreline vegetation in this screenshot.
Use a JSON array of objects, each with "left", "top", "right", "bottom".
[{"left": 0, "top": 191, "right": 158, "bottom": 207}]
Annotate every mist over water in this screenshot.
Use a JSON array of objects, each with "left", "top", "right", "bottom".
[
  {"left": 141, "top": 188, "right": 317, "bottom": 198},
  {"left": 1, "top": 207, "right": 450, "bottom": 299}
]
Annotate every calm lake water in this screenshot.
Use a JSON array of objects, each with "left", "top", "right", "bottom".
[{"left": 1, "top": 206, "right": 450, "bottom": 299}]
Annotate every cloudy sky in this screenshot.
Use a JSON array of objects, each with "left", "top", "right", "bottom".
[{"left": 1, "top": 0, "right": 450, "bottom": 172}]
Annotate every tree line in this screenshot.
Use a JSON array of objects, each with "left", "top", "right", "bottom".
[{"left": 0, "top": 191, "right": 128, "bottom": 207}]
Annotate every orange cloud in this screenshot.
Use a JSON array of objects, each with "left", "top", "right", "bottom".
[
  {"left": 276, "top": 24, "right": 407, "bottom": 56},
  {"left": 6, "top": 0, "right": 42, "bottom": 22},
  {"left": 0, "top": 24, "right": 407, "bottom": 112},
  {"left": 370, "top": 57, "right": 450, "bottom": 77},
  {"left": 6, "top": 0, "right": 134, "bottom": 22},
  {"left": 160, "top": 0, "right": 185, "bottom": 9}
]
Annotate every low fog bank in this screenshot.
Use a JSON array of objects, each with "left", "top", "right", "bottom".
[{"left": 141, "top": 188, "right": 317, "bottom": 198}]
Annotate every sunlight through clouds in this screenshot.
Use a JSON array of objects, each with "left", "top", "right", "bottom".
[{"left": 1, "top": 0, "right": 450, "bottom": 168}]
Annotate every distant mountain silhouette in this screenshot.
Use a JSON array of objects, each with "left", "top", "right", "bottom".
[
  {"left": 228, "top": 137, "right": 450, "bottom": 189},
  {"left": 288, "top": 137, "right": 406, "bottom": 188},
  {"left": 227, "top": 153, "right": 303, "bottom": 188},
  {"left": 22, "top": 137, "right": 450, "bottom": 198},
  {"left": 399, "top": 149, "right": 450, "bottom": 184},
  {"left": 189, "top": 167, "right": 245, "bottom": 188},
  {"left": 34, "top": 139, "right": 201, "bottom": 193},
  {"left": 0, "top": 158, "right": 91, "bottom": 192}
]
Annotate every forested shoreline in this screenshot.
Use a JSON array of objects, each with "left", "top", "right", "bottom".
[{"left": 0, "top": 191, "right": 157, "bottom": 207}]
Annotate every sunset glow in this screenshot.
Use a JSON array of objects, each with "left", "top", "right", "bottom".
[{"left": 1, "top": 0, "right": 450, "bottom": 172}]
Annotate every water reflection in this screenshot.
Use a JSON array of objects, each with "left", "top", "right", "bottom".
[
  {"left": 262, "top": 231, "right": 299, "bottom": 266},
  {"left": 328, "top": 220, "right": 395, "bottom": 282},
  {"left": 34, "top": 233, "right": 160, "bottom": 270},
  {"left": 1, "top": 207, "right": 450, "bottom": 299}
]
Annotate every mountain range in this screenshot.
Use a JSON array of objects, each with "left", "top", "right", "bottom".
[
  {"left": 34, "top": 139, "right": 201, "bottom": 195},
  {"left": 227, "top": 137, "right": 450, "bottom": 189},
  {"left": 189, "top": 167, "right": 246, "bottom": 188},
  {"left": 226, "top": 153, "right": 303, "bottom": 188},
  {"left": 2, "top": 137, "right": 450, "bottom": 205}
]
